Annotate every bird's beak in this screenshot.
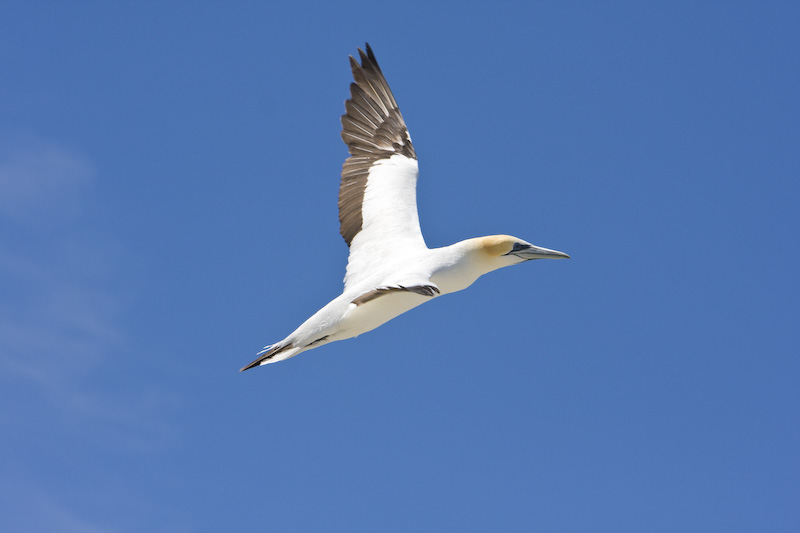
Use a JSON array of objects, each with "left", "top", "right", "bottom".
[{"left": 516, "top": 245, "right": 570, "bottom": 260}]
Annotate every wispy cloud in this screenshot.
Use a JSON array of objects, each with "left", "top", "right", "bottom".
[
  {"left": 0, "top": 139, "right": 184, "bottom": 424},
  {"left": 0, "top": 481, "right": 119, "bottom": 533},
  {"left": 0, "top": 141, "right": 183, "bottom": 531},
  {"left": 0, "top": 143, "right": 93, "bottom": 225},
  {"left": 0, "top": 141, "right": 119, "bottom": 391}
]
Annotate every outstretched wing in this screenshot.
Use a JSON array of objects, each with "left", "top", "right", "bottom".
[{"left": 339, "top": 44, "right": 427, "bottom": 289}]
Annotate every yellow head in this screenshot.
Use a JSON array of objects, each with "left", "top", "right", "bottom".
[{"left": 475, "top": 234, "right": 569, "bottom": 268}]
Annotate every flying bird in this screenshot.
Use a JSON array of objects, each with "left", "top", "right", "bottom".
[{"left": 240, "top": 44, "right": 568, "bottom": 371}]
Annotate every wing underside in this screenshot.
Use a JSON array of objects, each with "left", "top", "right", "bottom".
[
  {"left": 339, "top": 44, "right": 426, "bottom": 289},
  {"left": 339, "top": 44, "right": 421, "bottom": 247}
]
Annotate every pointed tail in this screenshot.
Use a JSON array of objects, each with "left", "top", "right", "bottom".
[{"left": 239, "top": 343, "right": 296, "bottom": 372}]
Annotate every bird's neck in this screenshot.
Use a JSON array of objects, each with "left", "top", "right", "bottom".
[{"left": 429, "top": 238, "right": 505, "bottom": 294}]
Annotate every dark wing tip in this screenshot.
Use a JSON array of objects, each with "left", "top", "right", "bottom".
[
  {"left": 339, "top": 43, "right": 417, "bottom": 247},
  {"left": 358, "top": 42, "right": 380, "bottom": 72}
]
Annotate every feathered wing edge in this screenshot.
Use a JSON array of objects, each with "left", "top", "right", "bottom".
[{"left": 339, "top": 43, "right": 417, "bottom": 246}]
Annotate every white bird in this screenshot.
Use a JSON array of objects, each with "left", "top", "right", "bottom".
[{"left": 240, "top": 44, "right": 568, "bottom": 371}]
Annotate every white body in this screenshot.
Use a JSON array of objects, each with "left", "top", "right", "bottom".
[{"left": 271, "top": 237, "right": 497, "bottom": 362}]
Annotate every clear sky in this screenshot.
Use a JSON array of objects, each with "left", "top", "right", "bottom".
[{"left": 1, "top": 1, "right": 798, "bottom": 531}]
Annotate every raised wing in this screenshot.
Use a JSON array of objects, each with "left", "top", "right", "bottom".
[{"left": 339, "top": 44, "right": 427, "bottom": 289}]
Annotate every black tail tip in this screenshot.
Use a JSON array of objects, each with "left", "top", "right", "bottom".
[{"left": 240, "top": 357, "right": 266, "bottom": 372}]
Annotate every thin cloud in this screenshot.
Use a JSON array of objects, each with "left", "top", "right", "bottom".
[
  {"left": 0, "top": 142, "right": 118, "bottom": 387},
  {"left": 0, "top": 141, "right": 181, "bottom": 448},
  {"left": 0, "top": 482, "right": 119, "bottom": 533},
  {"left": 0, "top": 143, "right": 94, "bottom": 225},
  {"left": 0, "top": 141, "right": 186, "bottom": 531}
]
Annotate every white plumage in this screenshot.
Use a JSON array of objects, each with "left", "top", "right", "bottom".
[{"left": 240, "top": 44, "right": 568, "bottom": 371}]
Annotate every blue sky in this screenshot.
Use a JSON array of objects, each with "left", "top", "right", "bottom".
[{"left": 1, "top": 1, "right": 798, "bottom": 531}]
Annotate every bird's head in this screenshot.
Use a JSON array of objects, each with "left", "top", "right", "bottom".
[{"left": 476, "top": 235, "right": 570, "bottom": 269}]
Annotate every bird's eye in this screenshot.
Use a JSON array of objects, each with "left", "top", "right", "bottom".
[{"left": 512, "top": 242, "right": 522, "bottom": 252}]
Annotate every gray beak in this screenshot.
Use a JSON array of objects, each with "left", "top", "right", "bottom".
[{"left": 515, "top": 244, "right": 570, "bottom": 260}]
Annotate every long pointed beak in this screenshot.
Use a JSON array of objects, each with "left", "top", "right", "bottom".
[{"left": 519, "top": 245, "right": 570, "bottom": 260}]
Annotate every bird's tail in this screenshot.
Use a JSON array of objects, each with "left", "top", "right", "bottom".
[{"left": 239, "top": 342, "right": 300, "bottom": 372}]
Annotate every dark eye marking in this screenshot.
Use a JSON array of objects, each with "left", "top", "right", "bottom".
[{"left": 504, "top": 242, "right": 532, "bottom": 256}]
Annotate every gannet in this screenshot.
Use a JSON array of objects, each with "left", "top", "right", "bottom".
[{"left": 240, "top": 44, "right": 568, "bottom": 371}]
